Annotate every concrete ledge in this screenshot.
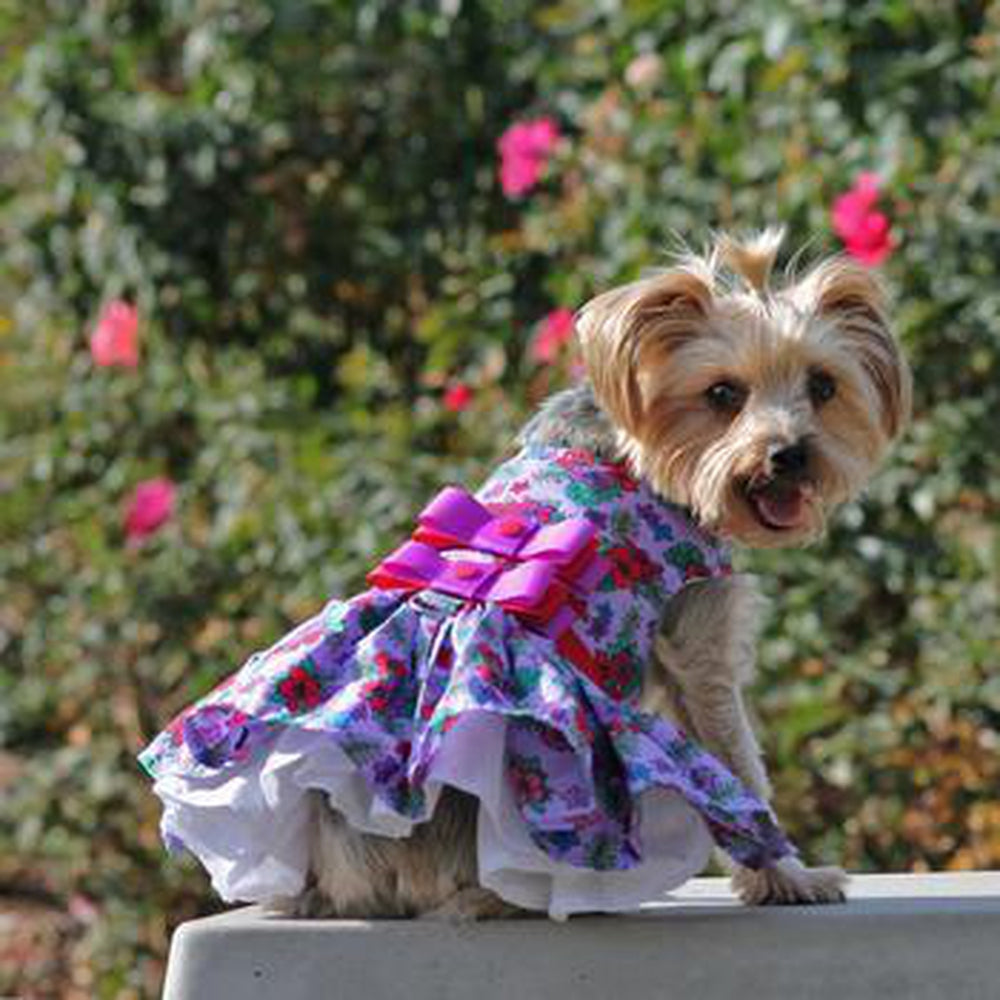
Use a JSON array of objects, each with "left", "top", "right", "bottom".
[{"left": 162, "top": 872, "right": 1000, "bottom": 1000}]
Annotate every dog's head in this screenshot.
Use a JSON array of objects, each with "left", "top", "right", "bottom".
[{"left": 576, "top": 229, "right": 911, "bottom": 547}]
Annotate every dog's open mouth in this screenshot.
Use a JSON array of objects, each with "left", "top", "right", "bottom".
[{"left": 744, "top": 479, "right": 814, "bottom": 532}]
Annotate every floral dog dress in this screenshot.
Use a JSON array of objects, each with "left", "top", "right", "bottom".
[{"left": 140, "top": 445, "right": 794, "bottom": 917}]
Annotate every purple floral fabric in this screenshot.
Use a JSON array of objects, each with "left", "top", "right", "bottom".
[{"left": 140, "top": 445, "right": 794, "bottom": 871}]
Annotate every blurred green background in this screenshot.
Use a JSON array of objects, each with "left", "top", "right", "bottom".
[{"left": 2, "top": 1, "right": 999, "bottom": 996}]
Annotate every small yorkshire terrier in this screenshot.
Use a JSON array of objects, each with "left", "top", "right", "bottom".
[{"left": 292, "top": 228, "right": 911, "bottom": 919}]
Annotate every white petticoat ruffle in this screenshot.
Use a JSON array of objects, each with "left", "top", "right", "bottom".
[{"left": 152, "top": 714, "right": 714, "bottom": 919}]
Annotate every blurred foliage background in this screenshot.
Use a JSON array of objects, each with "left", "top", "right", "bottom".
[{"left": 1, "top": 1, "right": 999, "bottom": 996}]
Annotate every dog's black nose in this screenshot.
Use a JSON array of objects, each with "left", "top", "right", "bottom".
[{"left": 769, "top": 442, "right": 809, "bottom": 476}]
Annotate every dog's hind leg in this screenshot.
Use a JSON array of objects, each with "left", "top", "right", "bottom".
[{"left": 280, "top": 786, "right": 493, "bottom": 918}]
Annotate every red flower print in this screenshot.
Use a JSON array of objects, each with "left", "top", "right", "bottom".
[
  {"left": 497, "top": 118, "right": 561, "bottom": 199},
  {"left": 605, "top": 542, "right": 658, "bottom": 588},
  {"left": 831, "top": 173, "right": 894, "bottom": 266},
  {"left": 90, "top": 300, "right": 139, "bottom": 368},
  {"left": 124, "top": 478, "right": 176, "bottom": 545},
  {"left": 363, "top": 654, "right": 411, "bottom": 714},
  {"left": 476, "top": 642, "right": 503, "bottom": 671},
  {"left": 593, "top": 650, "right": 637, "bottom": 701},
  {"left": 365, "top": 683, "right": 390, "bottom": 713},
  {"left": 439, "top": 713, "right": 461, "bottom": 734},
  {"left": 605, "top": 462, "right": 639, "bottom": 493},
  {"left": 488, "top": 499, "right": 556, "bottom": 523},
  {"left": 529, "top": 307, "right": 575, "bottom": 364},
  {"left": 278, "top": 666, "right": 322, "bottom": 713},
  {"left": 509, "top": 755, "right": 549, "bottom": 807},
  {"left": 554, "top": 449, "right": 596, "bottom": 471},
  {"left": 374, "top": 652, "right": 407, "bottom": 679}
]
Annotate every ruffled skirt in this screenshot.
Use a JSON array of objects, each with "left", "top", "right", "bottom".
[{"left": 140, "top": 588, "right": 792, "bottom": 917}]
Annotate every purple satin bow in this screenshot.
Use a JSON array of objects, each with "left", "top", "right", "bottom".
[{"left": 367, "top": 486, "right": 607, "bottom": 638}]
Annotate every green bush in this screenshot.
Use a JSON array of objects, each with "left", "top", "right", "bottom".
[{"left": 2, "top": 2, "right": 998, "bottom": 996}]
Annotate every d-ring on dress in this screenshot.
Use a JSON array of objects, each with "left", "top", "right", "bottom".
[{"left": 139, "top": 445, "right": 794, "bottom": 918}]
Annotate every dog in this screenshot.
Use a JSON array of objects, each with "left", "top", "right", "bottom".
[{"left": 290, "top": 229, "right": 911, "bottom": 919}]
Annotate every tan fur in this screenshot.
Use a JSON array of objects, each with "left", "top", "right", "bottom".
[
  {"left": 577, "top": 267, "right": 715, "bottom": 436},
  {"left": 648, "top": 575, "right": 846, "bottom": 904},
  {"left": 582, "top": 231, "right": 908, "bottom": 905},
  {"left": 577, "top": 232, "right": 910, "bottom": 549},
  {"left": 791, "top": 257, "right": 912, "bottom": 438},
  {"left": 290, "top": 231, "right": 909, "bottom": 918},
  {"left": 279, "top": 788, "right": 521, "bottom": 919},
  {"left": 716, "top": 226, "right": 786, "bottom": 293}
]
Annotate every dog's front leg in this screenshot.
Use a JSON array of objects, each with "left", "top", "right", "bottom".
[{"left": 649, "top": 575, "right": 846, "bottom": 905}]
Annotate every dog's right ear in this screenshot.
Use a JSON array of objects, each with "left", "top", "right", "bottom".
[
  {"left": 792, "top": 257, "right": 912, "bottom": 441},
  {"left": 576, "top": 267, "right": 714, "bottom": 435}
]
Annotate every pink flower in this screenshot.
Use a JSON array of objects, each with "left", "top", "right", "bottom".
[
  {"left": 624, "top": 52, "right": 663, "bottom": 91},
  {"left": 530, "top": 307, "right": 575, "bottom": 363},
  {"left": 831, "top": 173, "right": 894, "bottom": 266},
  {"left": 443, "top": 382, "right": 473, "bottom": 413},
  {"left": 497, "top": 118, "right": 560, "bottom": 199},
  {"left": 90, "top": 300, "right": 140, "bottom": 367},
  {"left": 68, "top": 894, "right": 100, "bottom": 925},
  {"left": 124, "top": 478, "right": 176, "bottom": 544}
]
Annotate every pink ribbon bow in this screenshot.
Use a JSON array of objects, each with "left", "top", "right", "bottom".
[{"left": 367, "top": 486, "right": 607, "bottom": 639}]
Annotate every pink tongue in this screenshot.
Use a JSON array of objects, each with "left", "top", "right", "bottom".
[{"left": 754, "top": 487, "right": 805, "bottom": 528}]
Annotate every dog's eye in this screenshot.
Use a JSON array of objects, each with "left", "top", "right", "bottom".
[
  {"left": 705, "top": 380, "right": 747, "bottom": 414},
  {"left": 808, "top": 370, "right": 837, "bottom": 406}
]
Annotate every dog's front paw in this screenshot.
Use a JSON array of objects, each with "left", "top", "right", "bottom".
[
  {"left": 731, "top": 856, "right": 847, "bottom": 906},
  {"left": 270, "top": 886, "right": 342, "bottom": 919}
]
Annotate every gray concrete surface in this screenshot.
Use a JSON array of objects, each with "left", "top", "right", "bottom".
[{"left": 162, "top": 872, "right": 1000, "bottom": 999}]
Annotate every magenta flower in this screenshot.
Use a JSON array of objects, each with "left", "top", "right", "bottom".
[
  {"left": 530, "top": 307, "right": 575, "bottom": 364},
  {"left": 443, "top": 382, "right": 473, "bottom": 413},
  {"left": 124, "top": 478, "right": 176, "bottom": 544},
  {"left": 90, "top": 300, "right": 140, "bottom": 368},
  {"left": 831, "top": 173, "right": 894, "bottom": 266},
  {"left": 497, "top": 118, "right": 560, "bottom": 199}
]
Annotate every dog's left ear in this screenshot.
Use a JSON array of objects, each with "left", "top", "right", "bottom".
[
  {"left": 798, "top": 259, "right": 912, "bottom": 440},
  {"left": 575, "top": 267, "right": 715, "bottom": 435}
]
